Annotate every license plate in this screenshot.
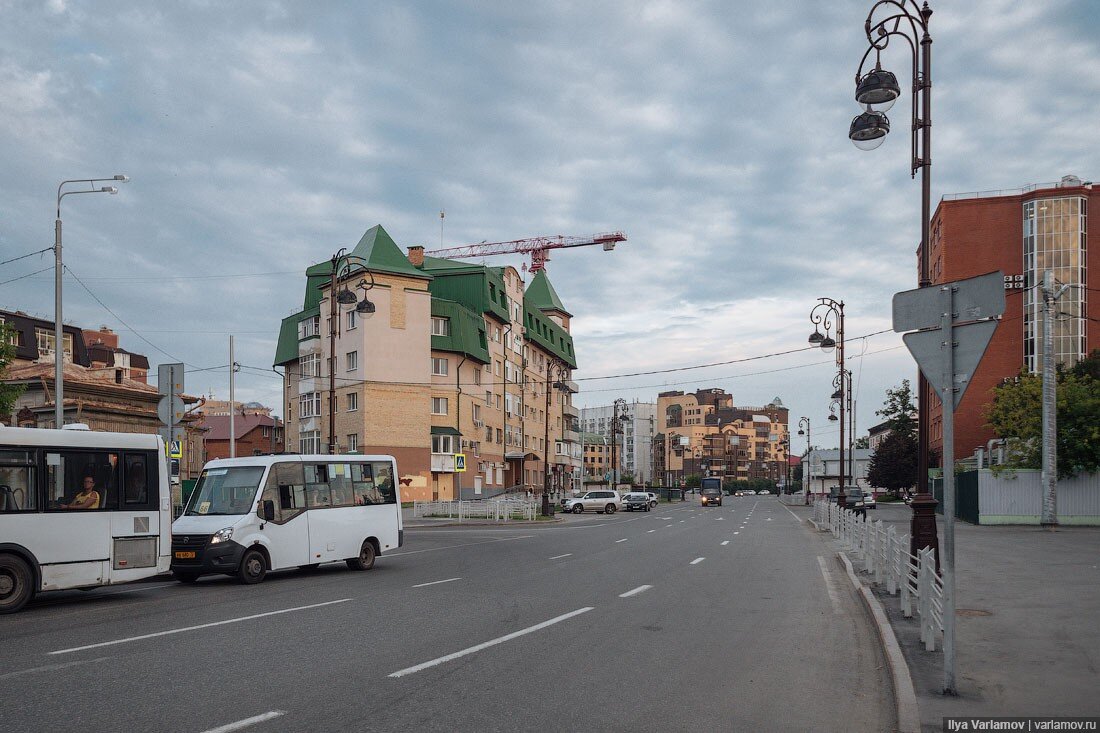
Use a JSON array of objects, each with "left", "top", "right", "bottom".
[{"left": 175, "top": 551, "right": 196, "bottom": 559}]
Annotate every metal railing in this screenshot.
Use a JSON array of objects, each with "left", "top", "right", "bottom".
[
  {"left": 412, "top": 499, "right": 538, "bottom": 522},
  {"left": 813, "top": 500, "right": 944, "bottom": 651}
]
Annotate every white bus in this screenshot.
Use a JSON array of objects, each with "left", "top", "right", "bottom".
[
  {"left": 170, "top": 454, "right": 403, "bottom": 584},
  {"left": 0, "top": 426, "right": 172, "bottom": 614}
]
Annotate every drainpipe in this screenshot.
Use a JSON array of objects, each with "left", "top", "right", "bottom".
[{"left": 455, "top": 354, "right": 466, "bottom": 500}]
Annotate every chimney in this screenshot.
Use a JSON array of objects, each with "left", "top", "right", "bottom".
[{"left": 407, "top": 245, "right": 425, "bottom": 267}]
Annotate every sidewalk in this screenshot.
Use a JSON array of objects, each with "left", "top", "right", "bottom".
[{"left": 825, "top": 504, "right": 1100, "bottom": 728}]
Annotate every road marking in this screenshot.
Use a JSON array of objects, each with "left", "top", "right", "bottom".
[
  {"left": 690, "top": 557, "right": 705, "bottom": 565},
  {"left": 817, "top": 556, "right": 844, "bottom": 615},
  {"left": 0, "top": 656, "right": 111, "bottom": 680},
  {"left": 615, "top": 538, "right": 628, "bottom": 543},
  {"left": 200, "top": 711, "right": 286, "bottom": 733},
  {"left": 647, "top": 529, "right": 656, "bottom": 533},
  {"left": 679, "top": 520, "right": 685, "bottom": 523},
  {"left": 666, "top": 524, "right": 673, "bottom": 528},
  {"left": 388, "top": 607, "right": 594, "bottom": 678},
  {"left": 549, "top": 553, "right": 572, "bottom": 560},
  {"left": 619, "top": 585, "right": 653, "bottom": 598},
  {"left": 411, "top": 577, "right": 461, "bottom": 588},
  {"left": 721, "top": 541, "right": 730, "bottom": 546},
  {"left": 767, "top": 518, "right": 773, "bottom": 521},
  {"left": 734, "top": 531, "right": 740, "bottom": 535},
  {"left": 387, "top": 535, "right": 534, "bottom": 556},
  {"left": 49, "top": 599, "right": 352, "bottom": 656},
  {"left": 781, "top": 504, "right": 803, "bottom": 521}
]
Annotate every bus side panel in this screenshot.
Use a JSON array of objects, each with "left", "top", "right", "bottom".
[{"left": 41, "top": 560, "right": 108, "bottom": 591}]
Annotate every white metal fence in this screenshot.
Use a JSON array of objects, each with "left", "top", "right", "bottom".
[
  {"left": 412, "top": 499, "right": 538, "bottom": 522},
  {"left": 813, "top": 500, "right": 945, "bottom": 652}
]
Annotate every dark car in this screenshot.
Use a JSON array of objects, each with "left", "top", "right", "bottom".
[
  {"left": 700, "top": 487, "right": 722, "bottom": 507},
  {"left": 622, "top": 492, "right": 652, "bottom": 512}
]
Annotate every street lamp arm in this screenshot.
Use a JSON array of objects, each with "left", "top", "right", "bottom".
[
  {"left": 864, "top": 0, "right": 926, "bottom": 46},
  {"left": 809, "top": 299, "right": 843, "bottom": 336},
  {"left": 856, "top": 26, "right": 917, "bottom": 81},
  {"left": 57, "top": 176, "right": 129, "bottom": 217}
]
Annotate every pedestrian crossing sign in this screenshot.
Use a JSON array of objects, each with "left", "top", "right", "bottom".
[{"left": 169, "top": 440, "right": 183, "bottom": 459}]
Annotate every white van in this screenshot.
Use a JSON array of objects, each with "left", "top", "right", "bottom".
[{"left": 170, "top": 454, "right": 402, "bottom": 584}]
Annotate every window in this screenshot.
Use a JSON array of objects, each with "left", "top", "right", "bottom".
[
  {"left": 35, "top": 329, "right": 74, "bottom": 360},
  {"left": 123, "top": 453, "right": 149, "bottom": 505},
  {"left": 432, "top": 397, "right": 448, "bottom": 415},
  {"left": 431, "top": 317, "right": 450, "bottom": 336},
  {"left": 474, "top": 369, "right": 481, "bottom": 386},
  {"left": 299, "top": 392, "right": 321, "bottom": 418},
  {"left": 432, "top": 435, "right": 455, "bottom": 454},
  {"left": 0, "top": 450, "right": 36, "bottom": 512},
  {"left": 44, "top": 450, "right": 119, "bottom": 511},
  {"left": 347, "top": 434, "right": 359, "bottom": 452},
  {"left": 432, "top": 357, "right": 449, "bottom": 376},
  {"left": 346, "top": 351, "right": 358, "bottom": 371},
  {"left": 300, "top": 430, "right": 322, "bottom": 454},
  {"left": 496, "top": 428, "right": 503, "bottom": 444},
  {"left": 347, "top": 392, "right": 358, "bottom": 411},
  {"left": 494, "top": 360, "right": 501, "bottom": 377},
  {"left": 346, "top": 310, "right": 357, "bottom": 330},
  {"left": 472, "top": 404, "right": 481, "bottom": 423},
  {"left": 298, "top": 315, "right": 321, "bottom": 339},
  {"left": 304, "top": 463, "right": 334, "bottom": 507},
  {"left": 485, "top": 390, "right": 493, "bottom": 405}
]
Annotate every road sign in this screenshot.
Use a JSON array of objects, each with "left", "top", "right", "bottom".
[
  {"left": 158, "top": 425, "right": 184, "bottom": 455},
  {"left": 454, "top": 453, "right": 466, "bottom": 472},
  {"left": 902, "top": 319, "right": 999, "bottom": 409},
  {"left": 157, "top": 363, "right": 185, "bottom": 426},
  {"left": 892, "top": 271, "right": 1005, "bottom": 333},
  {"left": 169, "top": 440, "right": 183, "bottom": 459}
]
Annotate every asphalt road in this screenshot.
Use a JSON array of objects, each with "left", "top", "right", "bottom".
[{"left": 0, "top": 497, "right": 894, "bottom": 733}]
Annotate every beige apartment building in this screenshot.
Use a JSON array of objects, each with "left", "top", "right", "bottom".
[
  {"left": 653, "top": 388, "right": 789, "bottom": 487},
  {"left": 275, "top": 225, "right": 581, "bottom": 502}
]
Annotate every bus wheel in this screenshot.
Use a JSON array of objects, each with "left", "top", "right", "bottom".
[
  {"left": 236, "top": 549, "right": 267, "bottom": 585},
  {"left": 346, "top": 541, "right": 376, "bottom": 571},
  {"left": 173, "top": 572, "right": 200, "bottom": 584},
  {"left": 0, "top": 554, "right": 34, "bottom": 614}
]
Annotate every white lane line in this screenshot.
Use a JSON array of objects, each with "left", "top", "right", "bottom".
[
  {"left": 666, "top": 524, "right": 673, "bottom": 528},
  {"left": 387, "top": 535, "right": 534, "bottom": 556},
  {"left": 817, "top": 556, "right": 844, "bottom": 615},
  {"left": 549, "top": 553, "right": 573, "bottom": 560},
  {"left": 388, "top": 607, "right": 594, "bottom": 678},
  {"left": 200, "top": 711, "right": 286, "bottom": 733},
  {"left": 679, "top": 520, "right": 685, "bottom": 523},
  {"left": 411, "top": 577, "right": 461, "bottom": 588},
  {"left": 734, "top": 531, "right": 740, "bottom": 535},
  {"left": 716, "top": 517, "right": 725, "bottom": 521},
  {"left": 781, "top": 504, "right": 803, "bottom": 521},
  {"left": 767, "top": 518, "right": 773, "bottom": 521},
  {"left": 647, "top": 529, "right": 656, "bottom": 533},
  {"left": 49, "top": 599, "right": 351, "bottom": 656},
  {"left": 721, "top": 541, "right": 730, "bottom": 546},
  {"left": 0, "top": 656, "right": 111, "bottom": 680},
  {"left": 690, "top": 557, "right": 705, "bottom": 565},
  {"left": 615, "top": 538, "right": 628, "bottom": 543},
  {"left": 619, "top": 585, "right": 653, "bottom": 598}
]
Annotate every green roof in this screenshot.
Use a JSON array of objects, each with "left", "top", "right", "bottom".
[
  {"left": 420, "top": 259, "right": 510, "bottom": 323},
  {"left": 273, "top": 312, "right": 301, "bottom": 367},
  {"left": 525, "top": 270, "right": 571, "bottom": 317},
  {"left": 430, "top": 426, "right": 461, "bottom": 436},
  {"left": 431, "top": 299, "right": 490, "bottom": 364},
  {"left": 523, "top": 298, "right": 577, "bottom": 369}
]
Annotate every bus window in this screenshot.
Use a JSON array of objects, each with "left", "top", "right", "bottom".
[
  {"left": 372, "top": 462, "right": 397, "bottom": 505},
  {"left": 328, "top": 463, "right": 354, "bottom": 507},
  {"left": 304, "top": 463, "right": 333, "bottom": 507},
  {"left": 185, "top": 466, "right": 265, "bottom": 516},
  {"left": 45, "top": 451, "right": 119, "bottom": 511},
  {"left": 260, "top": 462, "right": 305, "bottom": 523},
  {"left": 0, "top": 450, "right": 36, "bottom": 512},
  {"left": 124, "top": 453, "right": 149, "bottom": 505}
]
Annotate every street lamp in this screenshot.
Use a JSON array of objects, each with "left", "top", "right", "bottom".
[
  {"left": 797, "top": 416, "right": 811, "bottom": 502},
  {"left": 541, "top": 359, "right": 568, "bottom": 516},
  {"left": 809, "top": 298, "right": 848, "bottom": 508},
  {"left": 848, "top": 0, "right": 940, "bottom": 570},
  {"left": 327, "top": 248, "right": 376, "bottom": 454},
  {"left": 610, "top": 398, "right": 627, "bottom": 490},
  {"left": 53, "top": 176, "right": 128, "bottom": 429}
]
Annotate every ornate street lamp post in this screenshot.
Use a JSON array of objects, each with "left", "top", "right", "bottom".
[
  {"left": 809, "top": 298, "right": 848, "bottom": 507},
  {"left": 798, "top": 416, "right": 811, "bottom": 503},
  {"left": 327, "top": 249, "right": 376, "bottom": 454},
  {"left": 541, "top": 360, "right": 568, "bottom": 516},
  {"left": 847, "top": 0, "right": 940, "bottom": 569}
]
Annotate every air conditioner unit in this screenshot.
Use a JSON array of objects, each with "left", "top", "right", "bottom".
[{"left": 473, "top": 419, "right": 484, "bottom": 428}]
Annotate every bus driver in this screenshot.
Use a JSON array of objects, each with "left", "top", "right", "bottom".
[{"left": 62, "top": 476, "right": 101, "bottom": 510}]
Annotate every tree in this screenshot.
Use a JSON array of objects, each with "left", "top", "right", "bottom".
[
  {"left": 877, "top": 379, "right": 917, "bottom": 440},
  {"left": 684, "top": 473, "right": 701, "bottom": 488},
  {"left": 866, "top": 430, "right": 918, "bottom": 494},
  {"left": 985, "top": 352, "right": 1100, "bottom": 478},
  {"left": 0, "top": 323, "right": 24, "bottom": 417},
  {"left": 618, "top": 471, "right": 635, "bottom": 486}
]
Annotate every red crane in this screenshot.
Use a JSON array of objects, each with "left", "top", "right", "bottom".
[{"left": 425, "top": 231, "right": 626, "bottom": 273}]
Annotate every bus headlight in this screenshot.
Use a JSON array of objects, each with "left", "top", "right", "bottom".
[{"left": 210, "top": 527, "right": 234, "bottom": 544}]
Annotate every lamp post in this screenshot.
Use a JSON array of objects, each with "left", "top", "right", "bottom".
[
  {"left": 541, "top": 359, "right": 567, "bottom": 516},
  {"left": 847, "top": 0, "right": 940, "bottom": 571},
  {"left": 798, "top": 416, "right": 811, "bottom": 503},
  {"left": 809, "top": 298, "right": 848, "bottom": 507},
  {"left": 327, "top": 248, "right": 376, "bottom": 454},
  {"left": 610, "top": 398, "right": 627, "bottom": 490},
  {"left": 54, "top": 175, "right": 128, "bottom": 428}
]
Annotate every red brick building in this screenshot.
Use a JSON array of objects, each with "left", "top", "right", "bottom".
[
  {"left": 200, "top": 414, "right": 284, "bottom": 461},
  {"left": 924, "top": 175, "right": 1099, "bottom": 463}
]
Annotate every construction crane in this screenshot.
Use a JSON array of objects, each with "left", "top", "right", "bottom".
[{"left": 425, "top": 231, "right": 626, "bottom": 273}]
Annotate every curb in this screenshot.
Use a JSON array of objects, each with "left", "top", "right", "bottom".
[{"left": 837, "top": 551, "right": 921, "bottom": 733}]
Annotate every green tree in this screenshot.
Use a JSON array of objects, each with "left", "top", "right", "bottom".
[
  {"left": 866, "top": 430, "right": 917, "bottom": 493},
  {"left": 877, "top": 379, "right": 917, "bottom": 440},
  {"left": 985, "top": 352, "right": 1100, "bottom": 478},
  {"left": 684, "top": 473, "right": 701, "bottom": 488},
  {"left": 0, "top": 323, "right": 25, "bottom": 417}
]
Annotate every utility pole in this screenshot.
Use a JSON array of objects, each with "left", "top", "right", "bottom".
[
  {"left": 1040, "top": 270, "right": 1070, "bottom": 527},
  {"left": 229, "top": 335, "right": 236, "bottom": 459}
]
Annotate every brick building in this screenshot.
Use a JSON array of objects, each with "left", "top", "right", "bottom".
[
  {"left": 925, "top": 175, "right": 1099, "bottom": 462},
  {"left": 200, "top": 413, "right": 284, "bottom": 461}
]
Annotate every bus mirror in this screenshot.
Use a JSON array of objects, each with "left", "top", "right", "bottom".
[{"left": 261, "top": 500, "right": 276, "bottom": 522}]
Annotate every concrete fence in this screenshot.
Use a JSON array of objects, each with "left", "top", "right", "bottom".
[
  {"left": 935, "top": 469, "right": 1100, "bottom": 526},
  {"left": 412, "top": 499, "right": 537, "bottom": 522}
]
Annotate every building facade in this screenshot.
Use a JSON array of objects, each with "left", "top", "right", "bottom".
[
  {"left": 580, "top": 400, "right": 656, "bottom": 484},
  {"left": 925, "top": 175, "right": 1099, "bottom": 462},
  {"left": 200, "top": 413, "right": 284, "bottom": 461},
  {"left": 801, "top": 448, "right": 873, "bottom": 496},
  {"left": 274, "top": 225, "right": 581, "bottom": 502}
]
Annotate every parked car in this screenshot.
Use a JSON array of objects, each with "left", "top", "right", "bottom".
[
  {"left": 644, "top": 491, "right": 658, "bottom": 508},
  {"left": 563, "top": 490, "right": 621, "bottom": 514},
  {"left": 863, "top": 492, "right": 877, "bottom": 509},
  {"left": 621, "top": 492, "right": 651, "bottom": 512}
]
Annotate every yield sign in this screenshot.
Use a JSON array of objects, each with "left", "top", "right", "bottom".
[
  {"left": 892, "top": 271, "right": 1005, "bottom": 333},
  {"left": 902, "top": 319, "right": 998, "bottom": 409}
]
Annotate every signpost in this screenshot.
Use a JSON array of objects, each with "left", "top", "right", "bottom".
[
  {"left": 158, "top": 363, "right": 185, "bottom": 484},
  {"left": 892, "top": 270, "right": 1005, "bottom": 696}
]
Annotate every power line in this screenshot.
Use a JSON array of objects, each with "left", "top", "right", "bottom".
[
  {"left": 0, "top": 247, "right": 53, "bottom": 268},
  {"left": 0, "top": 266, "right": 52, "bottom": 287}
]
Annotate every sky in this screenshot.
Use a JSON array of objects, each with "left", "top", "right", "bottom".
[{"left": 2, "top": 0, "right": 1099, "bottom": 451}]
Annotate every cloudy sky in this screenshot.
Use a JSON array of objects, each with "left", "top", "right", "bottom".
[{"left": 2, "top": 0, "right": 1098, "bottom": 449}]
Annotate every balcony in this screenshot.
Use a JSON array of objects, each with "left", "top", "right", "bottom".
[
  {"left": 563, "top": 402, "right": 580, "bottom": 418},
  {"left": 563, "top": 429, "right": 580, "bottom": 443},
  {"left": 431, "top": 453, "right": 456, "bottom": 473},
  {"left": 561, "top": 380, "right": 580, "bottom": 394}
]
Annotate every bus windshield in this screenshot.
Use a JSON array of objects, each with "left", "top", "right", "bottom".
[{"left": 185, "top": 466, "right": 265, "bottom": 516}]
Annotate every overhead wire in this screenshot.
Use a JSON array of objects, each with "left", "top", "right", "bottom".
[
  {"left": 0, "top": 247, "right": 53, "bottom": 268},
  {"left": 0, "top": 266, "right": 52, "bottom": 287}
]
